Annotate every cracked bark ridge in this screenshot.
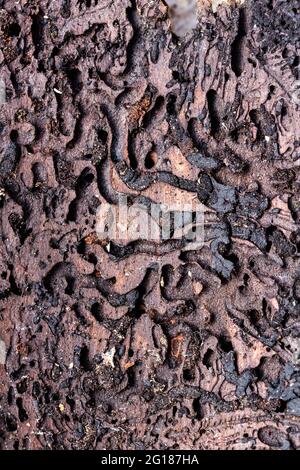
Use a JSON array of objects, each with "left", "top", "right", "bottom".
[{"left": 0, "top": 0, "right": 300, "bottom": 450}]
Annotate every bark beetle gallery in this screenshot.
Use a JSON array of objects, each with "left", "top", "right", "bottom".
[{"left": 0, "top": 0, "right": 299, "bottom": 451}]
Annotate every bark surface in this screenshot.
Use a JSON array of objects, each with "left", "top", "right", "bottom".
[{"left": 0, "top": 0, "right": 299, "bottom": 450}]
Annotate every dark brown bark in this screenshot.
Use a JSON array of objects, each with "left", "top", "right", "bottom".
[{"left": 0, "top": 0, "right": 299, "bottom": 450}]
